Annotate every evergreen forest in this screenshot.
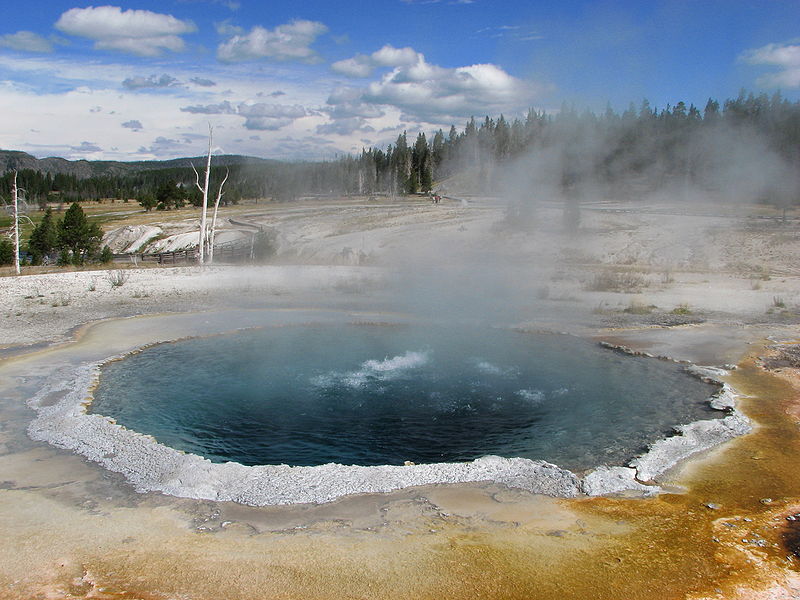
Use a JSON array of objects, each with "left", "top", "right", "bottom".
[{"left": 0, "top": 90, "right": 798, "bottom": 212}]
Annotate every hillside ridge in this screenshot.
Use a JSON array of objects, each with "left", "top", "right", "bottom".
[{"left": 0, "top": 150, "right": 277, "bottom": 179}]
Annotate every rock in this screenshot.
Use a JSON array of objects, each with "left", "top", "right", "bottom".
[
  {"left": 685, "top": 364, "right": 728, "bottom": 383},
  {"left": 705, "top": 503, "right": 721, "bottom": 510},
  {"left": 630, "top": 413, "right": 752, "bottom": 482},
  {"left": 471, "top": 455, "right": 582, "bottom": 498},
  {"left": 582, "top": 466, "right": 660, "bottom": 497},
  {"left": 709, "top": 383, "right": 738, "bottom": 411}
]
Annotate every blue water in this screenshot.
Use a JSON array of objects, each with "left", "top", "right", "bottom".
[{"left": 90, "top": 324, "right": 718, "bottom": 470}]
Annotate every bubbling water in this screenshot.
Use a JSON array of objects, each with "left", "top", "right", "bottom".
[{"left": 90, "top": 323, "right": 718, "bottom": 469}]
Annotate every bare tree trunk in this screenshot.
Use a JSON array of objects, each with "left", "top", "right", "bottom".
[
  {"left": 207, "top": 168, "right": 229, "bottom": 265},
  {"left": 193, "top": 124, "right": 213, "bottom": 264},
  {"left": 12, "top": 171, "right": 20, "bottom": 275}
]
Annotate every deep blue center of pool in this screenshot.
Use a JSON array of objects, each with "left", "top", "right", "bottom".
[{"left": 90, "top": 324, "right": 718, "bottom": 469}]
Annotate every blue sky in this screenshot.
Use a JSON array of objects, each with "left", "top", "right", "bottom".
[{"left": 0, "top": 0, "right": 798, "bottom": 161}]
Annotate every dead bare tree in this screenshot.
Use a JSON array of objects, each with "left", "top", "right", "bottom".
[
  {"left": 191, "top": 125, "right": 232, "bottom": 265},
  {"left": 2, "top": 171, "right": 32, "bottom": 275},
  {"left": 191, "top": 124, "right": 213, "bottom": 264},
  {"left": 207, "top": 167, "right": 229, "bottom": 264}
]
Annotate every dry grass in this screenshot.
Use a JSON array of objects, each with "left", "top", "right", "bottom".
[{"left": 585, "top": 269, "right": 648, "bottom": 293}]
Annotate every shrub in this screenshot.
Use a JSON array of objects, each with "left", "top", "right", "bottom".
[
  {"left": 672, "top": 303, "right": 692, "bottom": 315},
  {"left": 585, "top": 270, "right": 647, "bottom": 293},
  {"left": 252, "top": 229, "right": 278, "bottom": 262},
  {"left": 623, "top": 301, "right": 656, "bottom": 315},
  {"left": 106, "top": 270, "right": 130, "bottom": 288}
]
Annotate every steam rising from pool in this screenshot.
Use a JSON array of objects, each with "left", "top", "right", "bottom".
[{"left": 89, "top": 323, "right": 719, "bottom": 471}]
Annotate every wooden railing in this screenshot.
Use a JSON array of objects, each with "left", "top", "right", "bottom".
[{"left": 111, "top": 238, "right": 256, "bottom": 266}]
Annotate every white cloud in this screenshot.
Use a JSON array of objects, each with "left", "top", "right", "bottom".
[
  {"left": 137, "top": 135, "right": 193, "bottom": 156},
  {"left": 217, "top": 20, "right": 328, "bottom": 63},
  {"left": 0, "top": 54, "right": 140, "bottom": 90},
  {"left": 55, "top": 6, "right": 196, "bottom": 57},
  {"left": 324, "top": 45, "right": 541, "bottom": 134},
  {"left": 215, "top": 20, "right": 244, "bottom": 37},
  {"left": 371, "top": 45, "right": 419, "bottom": 68},
  {"left": 742, "top": 42, "right": 800, "bottom": 88},
  {"left": 121, "top": 119, "right": 143, "bottom": 130},
  {"left": 332, "top": 44, "right": 420, "bottom": 78},
  {"left": 316, "top": 117, "right": 374, "bottom": 136},
  {"left": 0, "top": 31, "right": 54, "bottom": 53},
  {"left": 326, "top": 87, "right": 385, "bottom": 119},
  {"left": 0, "top": 78, "right": 201, "bottom": 160},
  {"left": 190, "top": 77, "right": 216, "bottom": 87},
  {"left": 180, "top": 101, "right": 237, "bottom": 114},
  {"left": 328, "top": 46, "right": 536, "bottom": 126},
  {"left": 122, "top": 74, "right": 179, "bottom": 90},
  {"left": 237, "top": 102, "right": 307, "bottom": 130},
  {"left": 331, "top": 54, "right": 374, "bottom": 78},
  {"left": 365, "top": 61, "right": 532, "bottom": 121},
  {"left": 71, "top": 141, "right": 103, "bottom": 153},
  {"left": 0, "top": 48, "right": 401, "bottom": 160},
  {"left": 180, "top": 100, "right": 307, "bottom": 130}
]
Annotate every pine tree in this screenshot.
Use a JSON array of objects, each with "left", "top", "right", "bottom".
[
  {"left": 431, "top": 129, "right": 445, "bottom": 180},
  {"left": 0, "top": 239, "right": 13, "bottom": 266},
  {"left": 155, "top": 181, "right": 186, "bottom": 210},
  {"left": 392, "top": 132, "right": 410, "bottom": 195},
  {"left": 28, "top": 208, "right": 58, "bottom": 264},
  {"left": 138, "top": 193, "right": 157, "bottom": 211},
  {"left": 411, "top": 132, "right": 431, "bottom": 193},
  {"left": 494, "top": 115, "right": 510, "bottom": 160},
  {"left": 58, "top": 202, "right": 102, "bottom": 263},
  {"left": 703, "top": 98, "right": 720, "bottom": 120},
  {"left": 99, "top": 245, "right": 114, "bottom": 263}
]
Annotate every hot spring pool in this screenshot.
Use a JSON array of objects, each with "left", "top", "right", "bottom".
[{"left": 89, "top": 323, "right": 719, "bottom": 471}]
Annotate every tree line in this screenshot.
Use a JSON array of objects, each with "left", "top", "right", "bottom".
[{"left": 0, "top": 90, "right": 798, "bottom": 211}]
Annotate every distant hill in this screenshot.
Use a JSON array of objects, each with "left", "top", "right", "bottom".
[{"left": 0, "top": 150, "right": 278, "bottom": 179}]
